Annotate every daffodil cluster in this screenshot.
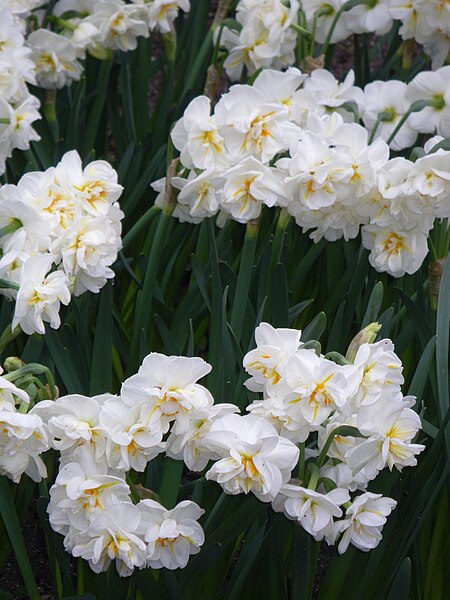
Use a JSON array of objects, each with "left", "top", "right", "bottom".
[
  {"left": 221, "top": 1, "right": 450, "bottom": 77},
  {"left": 157, "top": 66, "right": 450, "bottom": 277},
  {"left": 241, "top": 322, "right": 424, "bottom": 553},
  {"left": 389, "top": 0, "right": 450, "bottom": 68},
  {"left": 27, "top": 320, "right": 423, "bottom": 562},
  {"left": 218, "top": 0, "right": 300, "bottom": 81},
  {"left": 33, "top": 354, "right": 218, "bottom": 576},
  {"left": 0, "top": 150, "right": 124, "bottom": 334},
  {"left": 23, "top": 0, "right": 190, "bottom": 90},
  {"left": 0, "top": 1, "right": 41, "bottom": 174}
]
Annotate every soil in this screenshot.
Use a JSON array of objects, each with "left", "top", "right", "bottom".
[{"left": 0, "top": 510, "right": 54, "bottom": 600}]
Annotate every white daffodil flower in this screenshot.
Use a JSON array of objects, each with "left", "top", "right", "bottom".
[
  {"left": 406, "top": 67, "right": 450, "bottom": 137},
  {"left": 203, "top": 413, "right": 299, "bottom": 502},
  {"left": 166, "top": 402, "right": 239, "bottom": 471},
  {"left": 70, "top": 502, "right": 147, "bottom": 576},
  {"left": 171, "top": 96, "right": 227, "bottom": 170},
  {"left": 48, "top": 445, "right": 130, "bottom": 536},
  {"left": 362, "top": 80, "right": 417, "bottom": 150},
  {"left": 284, "top": 352, "right": 350, "bottom": 427},
  {"left": 274, "top": 483, "right": 350, "bottom": 540},
  {"left": 215, "top": 85, "right": 294, "bottom": 163},
  {"left": 99, "top": 396, "right": 165, "bottom": 472},
  {"left": 138, "top": 499, "right": 204, "bottom": 569},
  {"left": 27, "top": 29, "right": 83, "bottom": 89},
  {"left": 361, "top": 222, "right": 429, "bottom": 277},
  {"left": 219, "top": 158, "right": 287, "bottom": 223},
  {"left": 172, "top": 170, "right": 222, "bottom": 221},
  {"left": 12, "top": 253, "right": 71, "bottom": 335},
  {"left": 328, "top": 492, "right": 397, "bottom": 553},
  {"left": 54, "top": 150, "right": 124, "bottom": 218},
  {"left": 121, "top": 353, "right": 213, "bottom": 431},
  {"left": 32, "top": 393, "right": 110, "bottom": 459},
  {"left": 0, "top": 409, "right": 49, "bottom": 483},
  {"left": 89, "top": 1, "right": 149, "bottom": 52},
  {"left": 243, "top": 322, "right": 303, "bottom": 392},
  {"left": 349, "top": 339, "right": 404, "bottom": 409},
  {"left": 346, "top": 395, "right": 425, "bottom": 479}
]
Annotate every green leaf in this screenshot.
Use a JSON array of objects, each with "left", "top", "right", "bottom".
[
  {"left": 362, "top": 281, "right": 383, "bottom": 327},
  {"left": 407, "top": 335, "right": 436, "bottom": 402},
  {"left": 302, "top": 312, "right": 327, "bottom": 342},
  {"left": 436, "top": 251, "right": 450, "bottom": 445},
  {"left": 45, "top": 328, "right": 85, "bottom": 393},
  {"left": 90, "top": 283, "right": 113, "bottom": 395},
  {"left": 386, "top": 558, "right": 411, "bottom": 600},
  {"left": 158, "top": 458, "right": 184, "bottom": 509},
  {"left": 0, "top": 478, "right": 40, "bottom": 600}
]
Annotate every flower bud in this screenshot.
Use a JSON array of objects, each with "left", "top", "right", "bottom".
[
  {"left": 346, "top": 322, "right": 382, "bottom": 363},
  {"left": 3, "top": 356, "right": 25, "bottom": 372}
]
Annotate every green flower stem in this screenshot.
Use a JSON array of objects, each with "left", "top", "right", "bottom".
[
  {"left": 43, "top": 89, "right": 59, "bottom": 143},
  {"left": 0, "top": 326, "right": 20, "bottom": 357},
  {"left": 4, "top": 363, "right": 57, "bottom": 400},
  {"left": 0, "top": 279, "right": 19, "bottom": 291},
  {"left": 386, "top": 99, "right": 435, "bottom": 146},
  {"left": 0, "top": 219, "right": 22, "bottom": 238},
  {"left": 230, "top": 218, "right": 259, "bottom": 339},
  {"left": 316, "top": 425, "right": 365, "bottom": 470},
  {"left": 77, "top": 559, "right": 85, "bottom": 596},
  {"left": 367, "top": 110, "right": 394, "bottom": 144},
  {"left": 270, "top": 208, "right": 291, "bottom": 271},
  {"left": 307, "top": 463, "right": 320, "bottom": 490},
  {"left": 290, "top": 22, "right": 312, "bottom": 38},
  {"left": 0, "top": 118, "right": 10, "bottom": 125},
  {"left": 298, "top": 442, "right": 306, "bottom": 483},
  {"left": 320, "top": 0, "right": 375, "bottom": 57}
]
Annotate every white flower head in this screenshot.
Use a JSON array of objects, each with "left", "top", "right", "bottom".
[
  {"left": 139, "top": 499, "right": 204, "bottom": 569},
  {"left": 328, "top": 492, "right": 397, "bottom": 553},
  {"left": 243, "top": 322, "right": 302, "bottom": 392},
  {"left": 121, "top": 353, "right": 213, "bottom": 431},
  {"left": 12, "top": 253, "right": 71, "bottom": 335},
  {"left": 203, "top": 413, "right": 299, "bottom": 502}
]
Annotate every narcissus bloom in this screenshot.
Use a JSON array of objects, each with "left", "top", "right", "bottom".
[
  {"left": 328, "top": 493, "right": 397, "bottom": 553},
  {"left": 203, "top": 413, "right": 299, "bottom": 501},
  {"left": 139, "top": 499, "right": 204, "bottom": 569}
]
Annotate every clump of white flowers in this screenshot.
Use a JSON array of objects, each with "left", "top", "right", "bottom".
[
  {"left": 33, "top": 353, "right": 216, "bottom": 576},
  {"left": 0, "top": 0, "right": 41, "bottom": 174},
  {"left": 241, "top": 321, "right": 423, "bottom": 552},
  {"left": 221, "top": 1, "right": 450, "bottom": 76},
  {"left": 219, "top": 0, "right": 300, "bottom": 81},
  {"left": 0, "top": 150, "right": 124, "bottom": 335},
  {"left": 25, "top": 319, "right": 423, "bottom": 566},
  {"left": 23, "top": 0, "right": 190, "bottom": 90},
  {"left": 156, "top": 66, "right": 450, "bottom": 277},
  {"left": 389, "top": 0, "right": 450, "bottom": 69}
]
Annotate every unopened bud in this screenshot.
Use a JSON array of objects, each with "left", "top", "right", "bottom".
[
  {"left": 346, "top": 322, "right": 382, "bottom": 363},
  {"left": 162, "top": 28, "right": 177, "bottom": 63},
  {"left": 3, "top": 356, "right": 25, "bottom": 373},
  {"left": 88, "top": 46, "right": 113, "bottom": 61}
]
